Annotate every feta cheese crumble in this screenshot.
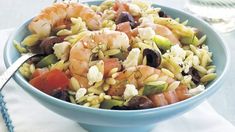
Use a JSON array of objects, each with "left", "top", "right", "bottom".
[
  {"left": 124, "top": 84, "right": 138, "bottom": 100},
  {"left": 170, "top": 45, "right": 186, "bottom": 59},
  {"left": 123, "top": 48, "right": 140, "bottom": 68},
  {"left": 87, "top": 65, "right": 103, "bottom": 85},
  {"left": 138, "top": 27, "right": 155, "bottom": 40},
  {"left": 53, "top": 42, "right": 70, "bottom": 61},
  {"left": 111, "top": 32, "right": 129, "bottom": 51},
  {"left": 189, "top": 85, "right": 205, "bottom": 96},
  {"left": 75, "top": 88, "right": 87, "bottom": 101}
]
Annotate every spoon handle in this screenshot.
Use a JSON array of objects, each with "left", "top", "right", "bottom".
[{"left": 0, "top": 53, "right": 36, "bottom": 91}]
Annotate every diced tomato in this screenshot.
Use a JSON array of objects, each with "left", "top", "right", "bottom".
[
  {"left": 175, "top": 85, "right": 191, "bottom": 101},
  {"left": 103, "top": 58, "right": 121, "bottom": 77},
  {"left": 163, "top": 90, "right": 179, "bottom": 104},
  {"left": 149, "top": 93, "right": 168, "bottom": 107},
  {"left": 116, "top": 22, "right": 132, "bottom": 38},
  {"left": 30, "top": 69, "right": 69, "bottom": 95},
  {"left": 31, "top": 68, "right": 49, "bottom": 79},
  {"left": 107, "top": 81, "right": 126, "bottom": 96}
]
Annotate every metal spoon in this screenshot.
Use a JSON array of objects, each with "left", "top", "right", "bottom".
[{"left": 0, "top": 53, "right": 38, "bottom": 91}]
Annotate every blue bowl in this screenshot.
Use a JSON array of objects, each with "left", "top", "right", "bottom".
[{"left": 4, "top": 1, "right": 230, "bottom": 132}]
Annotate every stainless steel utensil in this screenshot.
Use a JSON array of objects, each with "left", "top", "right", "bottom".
[{"left": 0, "top": 53, "right": 37, "bottom": 91}]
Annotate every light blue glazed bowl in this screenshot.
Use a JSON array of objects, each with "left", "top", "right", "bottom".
[{"left": 4, "top": 1, "right": 230, "bottom": 132}]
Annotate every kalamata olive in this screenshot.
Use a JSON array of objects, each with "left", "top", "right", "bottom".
[
  {"left": 28, "top": 42, "right": 43, "bottom": 54},
  {"left": 143, "top": 49, "right": 161, "bottom": 68},
  {"left": 116, "top": 12, "right": 137, "bottom": 29},
  {"left": 40, "top": 36, "right": 64, "bottom": 55},
  {"left": 158, "top": 11, "right": 168, "bottom": 18},
  {"left": 127, "top": 96, "right": 153, "bottom": 110},
  {"left": 182, "top": 67, "right": 201, "bottom": 85},
  {"left": 111, "top": 106, "right": 130, "bottom": 110},
  {"left": 51, "top": 88, "right": 70, "bottom": 102}
]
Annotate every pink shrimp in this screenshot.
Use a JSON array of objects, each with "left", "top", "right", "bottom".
[
  {"left": 140, "top": 22, "right": 180, "bottom": 45},
  {"left": 108, "top": 65, "right": 175, "bottom": 96},
  {"left": 69, "top": 30, "right": 130, "bottom": 88},
  {"left": 28, "top": 2, "right": 102, "bottom": 37}
]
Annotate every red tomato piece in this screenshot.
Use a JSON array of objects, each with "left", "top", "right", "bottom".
[
  {"left": 116, "top": 22, "right": 132, "bottom": 38},
  {"left": 30, "top": 69, "right": 69, "bottom": 95},
  {"left": 108, "top": 82, "right": 126, "bottom": 96},
  {"left": 103, "top": 58, "right": 121, "bottom": 77}
]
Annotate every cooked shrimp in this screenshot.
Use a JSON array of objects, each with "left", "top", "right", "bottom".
[
  {"left": 28, "top": 2, "right": 102, "bottom": 37},
  {"left": 69, "top": 30, "right": 130, "bottom": 88},
  {"left": 108, "top": 65, "right": 175, "bottom": 96},
  {"left": 154, "top": 24, "right": 180, "bottom": 45},
  {"left": 117, "top": 21, "right": 180, "bottom": 44},
  {"left": 149, "top": 85, "right": 191, "bottom": 107},
  {"left": 140, "top": 22, "right": 180, "bottom": 45}
]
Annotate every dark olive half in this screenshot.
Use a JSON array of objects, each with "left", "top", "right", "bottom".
[
  {"left": 182, "top": 67, "right": 201, "bottom": 85},
  {"left": 158, "top": 10, "right": 167, "bottom": 18},
  {"left": 127, "top": 96, "right": 153, "bottom": 110},
  {"left": 116, "top": 12, "right": 137, "bottom": 29},
  {"left": 51, "top": 88, "right": 70, "bottom": 102},
  {"left": 143, "top": 48, "right": 162, "bottom": 68},
  {"left": 40, "top": 36, "right": 64, "bottom": 55}
]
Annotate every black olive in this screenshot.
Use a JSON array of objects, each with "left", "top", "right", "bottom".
[
  {"left": 127, "top": 96, "right": 153, "bottom": 110},
  {"left": 116, "top": 12, "right": 137, "bottom": 29},
  {"left": 130, "top": 22, "right": 139, "bottom": 29},
  {"left": 40, "top": 36, "right": 64, "bottom": 55},
  {"left": 51, "top": 88, "right": 70, "bottom": 102},
  {"left": 28, "top": 41, "right": 43, "bottom": 54},
  {"left": 159, "top": 48, "right": 165, "bottom": 54},
  {"left": 143, "top": 49, "right": 161, "bottom": 68},
  {"left": 182, "top": 67, "right": 201, "bottom": 85},
  {"left": 158, "top": 11, "right": 168, "bottom": 18},
  {"left": 111, "top": 106, "right": 130, "bottom": 110}
]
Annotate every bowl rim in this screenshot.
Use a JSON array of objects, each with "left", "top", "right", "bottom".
[{"left": 3, "top": 0, "right": 231, "bottom": 115}]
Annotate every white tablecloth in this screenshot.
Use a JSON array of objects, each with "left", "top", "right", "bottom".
[{"left": 0, "top": 27, "right": 235, "bottom": 132}]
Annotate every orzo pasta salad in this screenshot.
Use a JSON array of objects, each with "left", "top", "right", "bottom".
[{"left": 15, "top": 0, "right": 216, "bottom": 110}]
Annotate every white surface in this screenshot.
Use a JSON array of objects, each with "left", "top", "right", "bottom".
[
  {"left": 0, "top": 0, "right": 235, "bottom": 131},
  {"left": 0, "top": 30, "right": 234, "bottom": 132}
]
